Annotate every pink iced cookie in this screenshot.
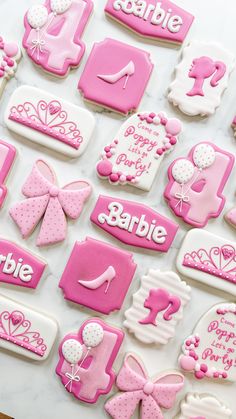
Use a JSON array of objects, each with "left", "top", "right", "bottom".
[
  {"left": 179, "top": 302, "right": 236, "bottom": 382},
  {"left": 164, "top": 142, "right": 234, "bottom": 228},
  {"left": 105, "top": 0, "right": 194, "bottom": 45},
  {"left": 78, "top": 38, "right": 153, "bottom": 115},
  {"left": 9, "top": 159, "right": 91, "bottom": 246},
  {"left": 59, "top": 237, "right": 137, "bottom": 314},
  {"left": 0, "top": 36, "right": 21, "bottom": 99},
  {"left": 105, "top": 353, "right": 184, "bottom": 419},
  {"left": 23, "top": 0, "right": 93, "bottom": 77},
  {"left": 90, "top": 195, "right": 179, "bottom": 252},
  {"left": 0, "top": 140, "right": 16, "bottom": 208},
  {"left": 56, "top": 318, "right": 124, "bottom": 403}
]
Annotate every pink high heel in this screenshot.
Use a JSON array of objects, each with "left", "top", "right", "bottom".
[
  {"left": 97, "top": 61, "right": 135, "bottom": 89},
  {"left": 78, "top": 266, "right": 116, "bottom": 294}
]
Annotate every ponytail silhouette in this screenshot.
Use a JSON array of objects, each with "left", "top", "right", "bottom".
[
  {"left": 139, "top": 288, "right": 181, "bottom": 326},
  {"left": 187, "top": 56, "right": 226, "bottom": 97}
]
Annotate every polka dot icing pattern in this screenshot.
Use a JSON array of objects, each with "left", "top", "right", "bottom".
[
  {"left": 9, "top": 159, "right": 91, "bottom": 246},
  {"left": 175, "top": 393, "right": 232, "bottom": 419},
  {"left": 0, "top": 36, "right": 21, "bottom": 99},
  {"left": 164, "top": 142, "right": 234, "bottom": 228}
]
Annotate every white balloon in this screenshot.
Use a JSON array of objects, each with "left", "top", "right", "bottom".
[
  {"left": 172, "top": 159, "right": 194, "bottom": 184},
  {"left": 50, "top": 0, "right": 72, "bottom": 14},
  {"left": 62, "top": 339, "right": 83, "bottom": 364},
  {"left": 82, "top": 322, "right": 104, "bottom": 348},
  {"left": 193, "top": 144, "right": 215, "bottom": 169},
  {"left": 27, "top": 5, "right": 48, "bottom": 29}
]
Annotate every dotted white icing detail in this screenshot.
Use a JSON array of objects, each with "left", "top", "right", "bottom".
[
  {"left": 82, "top": 322, "right": 104, "bottom": 348},
  {"left": 172, "top": 159, "right": 195, "bottom": 184},
  {"left": 27, "top": 5, "right": 48, "bottom": 29},
  {"left": 193, "top": 144, "right": 215, "bottom": 169},
  {"left": 62, "top": 339, "right": 83, "bottom": 364}
]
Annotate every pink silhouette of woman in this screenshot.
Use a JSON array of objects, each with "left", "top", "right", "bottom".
[
  {"left": 187, "top": 56, "right": 226, "bottom": 97},
  {"left": 139, "top": 288, "right": 181, "bottom": 326}
]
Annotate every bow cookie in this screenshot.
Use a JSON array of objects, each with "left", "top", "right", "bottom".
[
  {"left": 105, "top": 353, "right": 184, "bottom": 419},
  {"left": 9, "top": 160, "right": 91, "bottom": 246}
]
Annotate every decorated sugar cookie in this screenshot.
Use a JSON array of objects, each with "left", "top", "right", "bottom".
[
  {"left": 78, "top": 38, "right": 153, "bottom": 115},
  {"left": 168, "top": 41, "right": 235, "bottom": 116},
  {"left": 179, "top": 302, "right": 236, "bottom": 381},
  {"left": 164, "top": 142, "right": 234, "bottom": 228},
  {"left": 5, "top": 86, "right": 95, "bottom": 158},
  {"left": 59, "top": 237, "right": 136, "bottom": 314},
  {"left": 56, "top": 318, "right": 124, "bottom": 403},
  {"left": 175, "top": 393, "right": 232, "bottom": 419},
  {"left": 225, "top": 189, "right": 236, "bottom": 231},
  {"left": 23, "top": 0, "right": 93, "bottom": 77},
  {"left": 176, "top": 229, "right": 236, "bottom": 296},
  {"left": 0, "top": 140, "right": 16, "bottom": 209},
  {"left": 124, "top": 269, "right": 191, "bottom": 344},
  {"left": 105, "top": 353, "right": 184, "bottom": 419},
  {"left": 0, "top": 293, "right": 57, "bottom": 361},
  {"left": 231, "top": 115, "right": 236, "bottom": 138},
  {"left": 97, "top": 111, "right": 182, "bottom": 191},
  {"left": 105, "top": 0, "right": 194, "bottom": 45},
  {"left": 0, "top": 36, "right": 21, "bottom": 99},
  {"left": 9, "top": 159, "right": 91, "bottom": 246}
]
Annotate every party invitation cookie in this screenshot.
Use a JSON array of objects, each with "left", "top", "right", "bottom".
[
  {"left": 0, "top": 36, "right": 21, "bottom": 99},
  {"left": 5, "top": 86, "right": 95, "bottom": 158},
  {"left": 0, "top": 293, "right": 57, "bottom": 360},
  {"left": 0, "top": 140, "right": 16, "bottom": 209},
  {"left": 59, "top": 237, "right": 136, "bottom": 314},
  {"left": 105, "top": 0, "right": 194, "bottom": 45},
  {"left": 176, "top": 229, "right": 236, "bottom": 296},
  {"left": 56, "top": 318, "right": 124, "bottom": 403},
  {"left": 105, "top": 353, "right": 184, "bottom": 418},
  {"left": 179, "top": 302, "right": 236, "bottom": 381},
  {"left": 168, "top": 41, "right": 235, "bottom": 116},
  {"left": 97, "top": 111, "right": 182, "bottom": 191},
  {"left": 23, "top": 0, "right": 93, "bottom": 77},
  {"left": 90, "top": 195, "right": 179, "bottom": 252},
  {"left": 124, "top": 269, "right": 191, "bottom": 344},
  {"left": 164, "top": 142, "right": 234, "bottom": 228},
  {"left": 9, "top": 159, "right": 91, "bottom": 246},
  {"left": 78, "top": 38, "right": 153, "bottom": 115},
  {"left": 175, "top": 393, "right": 232, "bottom": 419}
]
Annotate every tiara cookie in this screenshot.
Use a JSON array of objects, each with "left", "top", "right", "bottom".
[
  {"left": 0, "top": 36, "right": 21, "bottom": 99},
  {"left": 175, "top": 393, "right": 232, "bottom": 419}
]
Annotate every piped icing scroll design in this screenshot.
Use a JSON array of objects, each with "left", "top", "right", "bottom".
[
  {"left": 0, "top": 310, "right": 47, "bottom": 357},
  {"left": 9, "top": 99, "right": 83, "bottom": 150}
]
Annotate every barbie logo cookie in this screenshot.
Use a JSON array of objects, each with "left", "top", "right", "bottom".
[
  {"left": 97, "top": 111, "right": 182, "bottom": 191},
  {"left": 0, "top": 140, "right": 16, "bottom": 209},
  {"left": 164, "top": 142, "right": 234, "bottom": 228},
  {"left": 105, "top": 0, "right": 194, "bottom": 45},
  {"left": 78, "top": 38, "right": 153, "bottom": 115},
  {"left": 179, "top": 302, "right": 236, "bottom": 382},
  {"left": 105, "top": 353, "right": 184, "bottom": 418},
  {"left": 9, "top": 159, "right": 91, "bottom": 246},
  {"left": 175, "top": 393, "right": 232, "bottom": 419},
  {"left": 0, "top": 36, "right": 21, "bottom": 99},
  {"left": 124, "top": 269, "right": 191, "bottom": 344},
  {"left": 23, "top": 0, "right": 93, "bottom": 77},
  {"left": 0, "top": 293, "right": 57, "bottom": 360},
  {"left": 5, "top": 86, "right": 95, "bottom": 158},
  {"left": 59, "top": 237, "right": 136, "bottom": 314},
  {"left": 56, "top": 318, "right": 124, "bottom": 403},
  {"left": 176, "top": 229, "right": 236, "bottom": 296},
  {"left": 90, "top": 195, "right": 179, "bottom": 252},
  {"left": 168, "top": 41, "right": 235, "bottom": 116}
]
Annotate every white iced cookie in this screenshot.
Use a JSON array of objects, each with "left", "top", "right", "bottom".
[
  {"left": 175, "top": 393, "right": 232, "bottom": 419},
  {"left": 124, "top": 269, "right": 191, "bottom": 344},
  {"left": 0, "top": 293, "right": 58, "bottom": 361},
  {"left": 168, "top": 41, "right": 235, "bottom": 116},
  {"left": 5, "top": 85, "right": 95, "bottom": 158},
  {"left": 0, "top": 36, "right": 21, "bottom": 99}
]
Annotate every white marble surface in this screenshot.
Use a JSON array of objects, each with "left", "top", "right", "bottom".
[{"left": 0, "top": 0, "right": 235, "bottom": 418}]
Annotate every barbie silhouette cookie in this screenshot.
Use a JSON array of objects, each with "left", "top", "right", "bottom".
[
  {"left": 9, "top": 159, "right": 91, "bottom": 246},
  {"left": 0, "top": 36, "right": 21, "bottom": 99},
  {"left": 59, "top": 237, "right": 137, "bottom": 314},
  {"left": 168, "top": 41, "right": 235, "bottom": 116},
  {"left": 56, "top": 318, "right": 124, "bottom": 403},
  {"left": 23, "top": 0, "right": 93, "bottom": 77},
  {"left": 78, "top": 38, "right": 153, "bottom": 115},
  {"left": 97, "top": 111, "right": 182, "bottom": 191},
  {"left": 179, "top": 302, "right": 236, "bottom": 382},
  {"left": 164, "top": 142, "right": 234, "bottom": 228},
  {"left": 0, "top": 140, "right": 16, "bottom": 209},
  {"left": 124, "top": 270, "right": 191, "bottom": 344},
  {"left": 105, "top": 353, "right": 184, "bottom": 419},
  {"left": 175, "top": 393, "right": 232, "bottom": 419}
]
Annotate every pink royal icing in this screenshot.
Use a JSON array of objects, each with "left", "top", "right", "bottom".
[
  {"left": 9, "top": 159, "right": 91, "bottom": 246},
  {"left": 187, "top": 56, "right": 226, "bottom": 97},
  {"left": 90, "top": 195, "right": 179, "bottom": 252},
  {"left": 139, "top": 288, "right": 181, "bottom": 326},
  {"left": 0, "top": 140, "right": 16, "bottom": 208},
  {"left": 56, "top": 318, "right": 124, "bottom": 403},
  {"left": 78, "top": 38, "right": 153, "bottom": 115},
  {"left": 59, "top": 237, "right": 137, "bottom": 314},
  {"left": 105, "top": 0, "right": 194, "bottom": 44}
]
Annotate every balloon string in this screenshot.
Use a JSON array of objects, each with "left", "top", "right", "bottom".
[
  {"left": 73, "top": 347, "right": 91, "bottom": 377},
  {"left": 175, "top": 169, "right": 202, "bottom": 211}
]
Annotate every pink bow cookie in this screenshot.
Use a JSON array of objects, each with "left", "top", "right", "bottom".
[
  {"left": 9, "top": 160, "right": 91, "bottom": 246},
  {"left": 105, "top": 354, "right": 184, "bottom": 419}
]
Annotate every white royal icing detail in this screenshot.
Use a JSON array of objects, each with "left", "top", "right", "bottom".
[{"left": 175, "top": 393, "right": 232, "bottom": 419}]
